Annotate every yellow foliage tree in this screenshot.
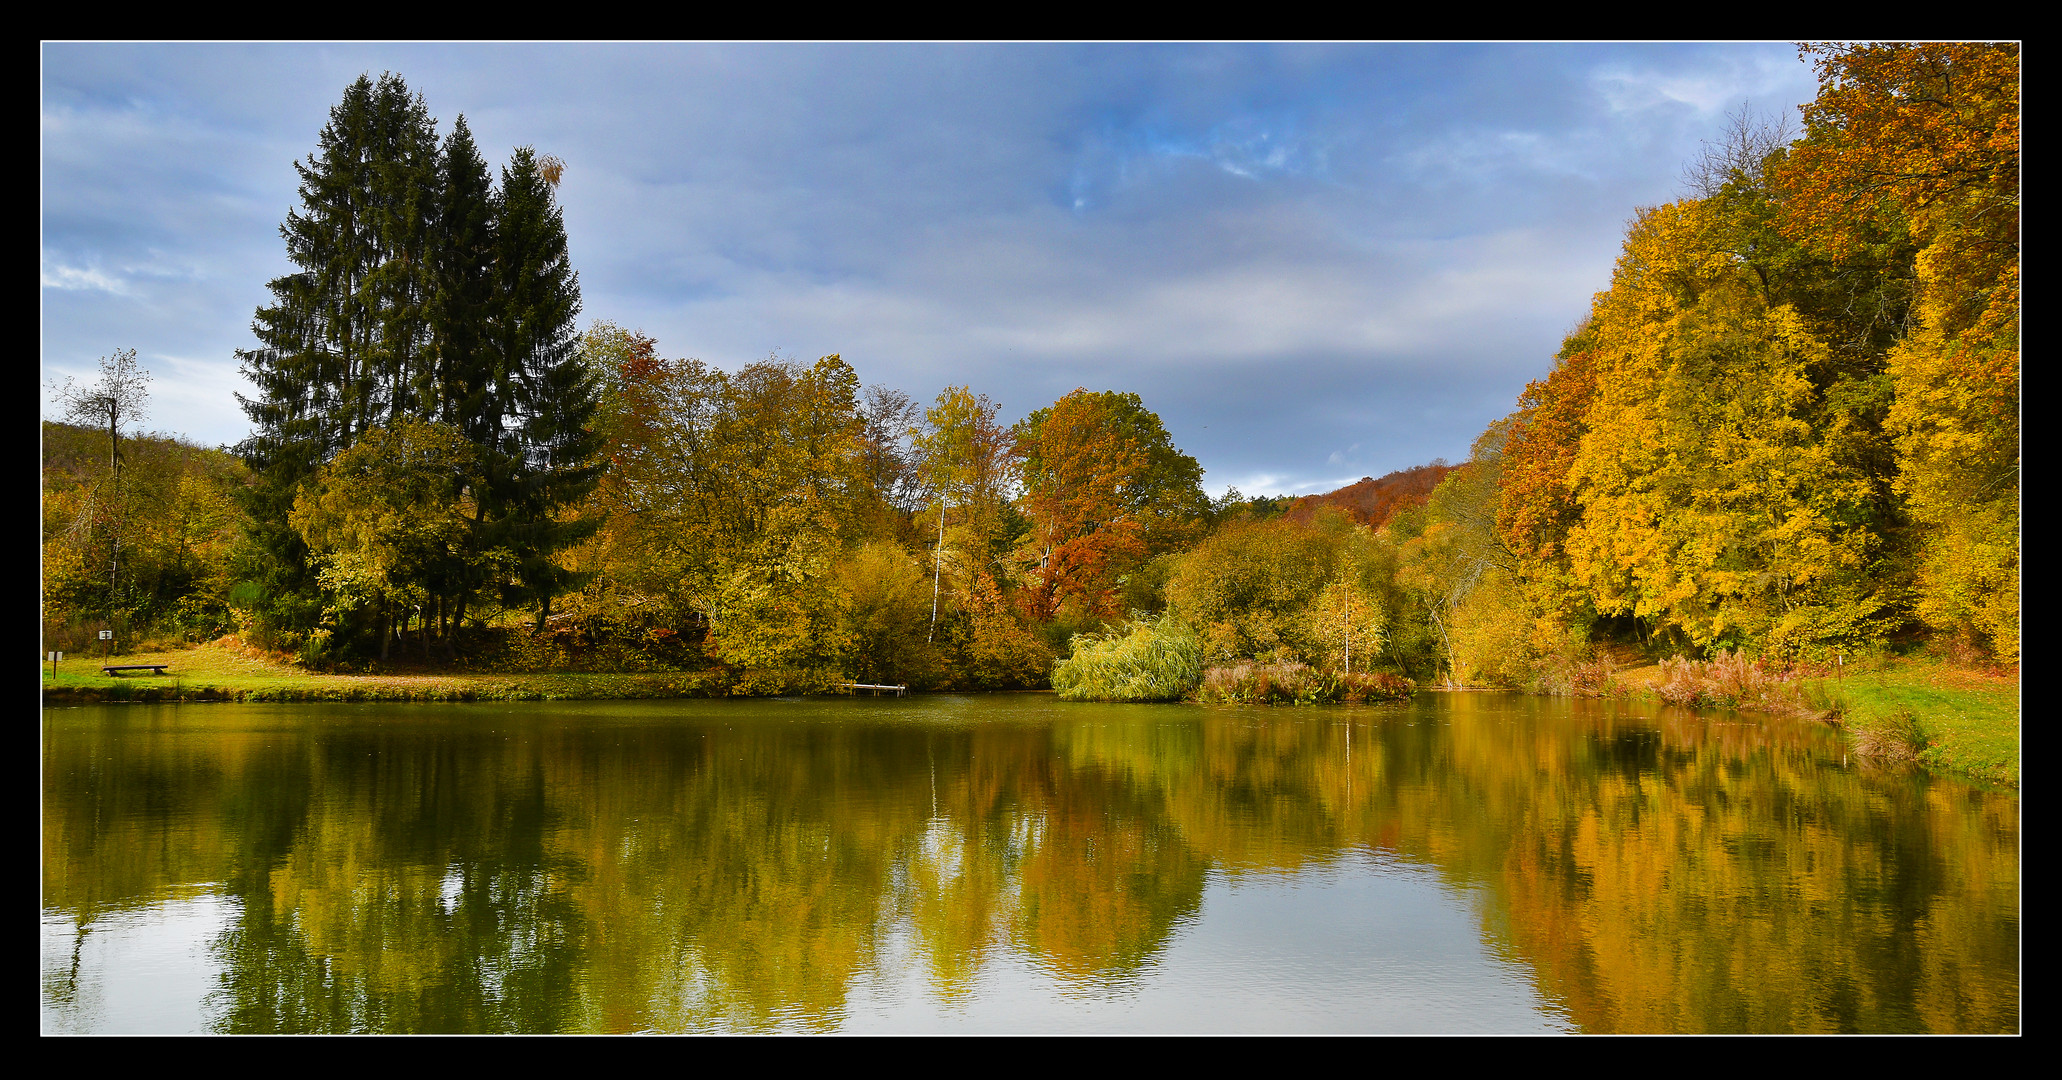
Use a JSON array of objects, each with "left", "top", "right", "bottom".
[
  {"left": 1560, "top": 200, "right": 1887, "bottom": 660},
  {"left": 1780, "top": 43, "right": 2019, "bottom": 661}
]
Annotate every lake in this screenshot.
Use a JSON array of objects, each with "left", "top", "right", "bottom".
[{"left": 40, "top": 693, "right": 2019, "bottom": 1033}]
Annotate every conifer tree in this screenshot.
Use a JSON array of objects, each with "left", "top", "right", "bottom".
[
  {"left": 429, "top": 116, "right": 497, "bottom": 437},
  {"left": 235, "top": 73, "right": 440, "bottom": 632},
  {"left": 482, "top": 147, "right": 602, "bottom": 628},
  {"left": 235, "top": 78, "right": 603, "bottom": 650}
]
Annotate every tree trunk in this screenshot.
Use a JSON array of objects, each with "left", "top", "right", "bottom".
[{"left": 929, "top": 503, "right": 945, "bottom": 643}]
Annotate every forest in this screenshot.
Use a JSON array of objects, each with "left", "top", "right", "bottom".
[{"left": 42, "top": 44, "right": 2018, "bottom": 699}]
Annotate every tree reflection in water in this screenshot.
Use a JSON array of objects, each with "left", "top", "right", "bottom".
[{"left": 41, "top": 695, "right": 2018, "bottom": 1032}]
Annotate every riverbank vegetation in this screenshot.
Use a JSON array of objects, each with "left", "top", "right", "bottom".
[
  {"left": 44, "top": 47, "right": 2015, "bottom": 776},
  {"left": 1819, "top": 658, "right": 2019, "bottom": 787}
]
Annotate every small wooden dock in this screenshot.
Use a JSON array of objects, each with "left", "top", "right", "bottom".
[{"left": 844, "top": 682, "right": 908, "bottom": 697}]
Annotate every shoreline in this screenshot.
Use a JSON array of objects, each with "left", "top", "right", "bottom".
[{"left": 41, "top": 640, "right": 2016, "bottom": 788}]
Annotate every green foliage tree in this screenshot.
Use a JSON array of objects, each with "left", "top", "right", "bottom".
[{"left": 289, "top": 419, "right": 497, "bottom": 661}]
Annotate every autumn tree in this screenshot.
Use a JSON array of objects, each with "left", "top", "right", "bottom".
[
  {"left": 1778, "top": 42, "right": 2019, "bottom": 661},
  {"left": 289, "top": 419, "right": 492, "bottom": 661},
  {"left": 852, "top": 385, "right": 925, "bottom": 544},
  {"left": 1012, "top": 390, "right": 1207, "bottom": 623},
  {"left": 1542, "top": 198, "right": 1893, "bottom": 661},
  {"left": 53, "top": 347, "right": 153, "bottom": 611},
  {"left": 581, "top": 339, "right": 863, "bottom": 678},
  {"left": 43, "top": 420, "right": 248, "bottom": 648},
  {"left": 913, "top": 386, "right": 1015, "bottom": 641},
  {"left": 834, "top": 540, "right": 944, "bottom": 687}
]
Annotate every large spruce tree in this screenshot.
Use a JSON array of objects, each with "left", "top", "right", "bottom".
[
  {"left": 235, "top": 75, "right": 600, "bottom": 653},
  {"left": 480, "top": 146, "right": 602, "bottom": 630},
  {"left": 429, "top": 116, "right": 497, "bottom": 436},
  {"left": 236, "top": 73, "right": 439, "bottom": 633}
]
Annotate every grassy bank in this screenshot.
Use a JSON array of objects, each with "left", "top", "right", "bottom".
[
  {"left": 1814, "top": 657, "right": 2020, "bottom": 789},
  {"left": 40, "top": 639, "right": 750, "bottom": 704},
  {"left": 1609, "top": 653, "right": 2018, "bottom": 788}
]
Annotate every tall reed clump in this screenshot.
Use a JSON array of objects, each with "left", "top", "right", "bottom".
[
  {"left": 1847, "top": 703, "right": 1928, "bottom": 764},
  {"left": 1655, "top": 649, "right": 1801, "bottom": 712},
  {"left": 1051, "top": 617, "right": 1203, "bottom": 702},
  {"left": 1195, "top": 662, "right": 1413, "bottom": 705}
]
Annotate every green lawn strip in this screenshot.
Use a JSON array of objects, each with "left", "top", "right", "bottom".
[
  {"left": 40, "top": 643, "right": 738, "bottom": 703},
  {"left": 1826, "top": 659, "right": 2019, "bottom": 788}
]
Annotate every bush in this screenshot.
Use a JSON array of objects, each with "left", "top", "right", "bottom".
[
  {"left": 1194, "top": 662, "right": 1413, "bottom": 705},
  {"left": 1052, "top": 616, "right": 1201, "bottom": 702},
  {"left": 1655, "top": 649, "right": 1801, "bottom": 712}
]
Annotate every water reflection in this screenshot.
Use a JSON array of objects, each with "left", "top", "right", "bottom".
[{"left": 41, "top": 694, "right": 2018, "bottom": 1033}]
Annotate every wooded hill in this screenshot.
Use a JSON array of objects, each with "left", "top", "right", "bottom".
[{"left": 1282, "top": 464, "right": 1456, "bottom": 530}]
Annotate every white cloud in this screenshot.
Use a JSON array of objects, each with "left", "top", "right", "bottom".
[
  {"left": 41, "top": 261, "right": 127, "bottom": 294},
  {"left": 1589, "top": 50, "right": 1811, "bottom": 120}
]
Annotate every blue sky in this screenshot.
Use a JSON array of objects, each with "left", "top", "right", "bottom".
[{"left": 41, "top": 43, "right": 1818, "bottom": 497}]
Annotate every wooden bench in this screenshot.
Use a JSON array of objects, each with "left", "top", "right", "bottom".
[{"left": 102, "top": 664, "right": 170, "bottom": 677}]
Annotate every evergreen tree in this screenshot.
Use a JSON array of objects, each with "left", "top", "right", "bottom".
[
  {"left": 235, "top": 73, "right": 439, "bottom": 634},
  {"left": 482, "top": 147, "right": 602, "bottom": 628},
  {"left": 235, "top": 78, "right": 603, "bottom": 651},
  {"left": 429, "top": 116, "right": 497, "bottom": 436}
]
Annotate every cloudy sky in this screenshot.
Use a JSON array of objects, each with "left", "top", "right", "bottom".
[{"left": 41, "top": 42, "right": 1818, "bottom": 497}]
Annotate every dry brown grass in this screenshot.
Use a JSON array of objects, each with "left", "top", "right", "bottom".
[{"left": 1654, "top": 650, "right": 1812, "bottom": 714}]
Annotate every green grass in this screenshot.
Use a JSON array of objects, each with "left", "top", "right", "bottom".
[
  {"left": 1601, "top": 652, "right": 2016, "bottom": 788},
  {"left": 40, "top": 639, "right": 742, "bottom": 703},
  {"left": 1810, "top": 656, "right": 2020, "bottom": 788}
]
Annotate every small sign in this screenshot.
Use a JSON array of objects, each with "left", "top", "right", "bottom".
[{"left": 98, "top": 631, "right": 114, "bottom": 641}]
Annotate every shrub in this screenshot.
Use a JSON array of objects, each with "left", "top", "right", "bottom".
[
  {"left": 1051, "top": 616, "right": 1201, "bottom": 702},
  {"left": 1194, "top": 662, "right": 1412, "bottom": 705},
  {"left": 1655, "top": 649, "right": 1800, "bottom": 711}
]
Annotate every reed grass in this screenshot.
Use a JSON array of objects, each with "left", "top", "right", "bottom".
[
  {"left": 1847, "top": 704, "right": 1927, "bottom": 764},
  {"left": 1654, "top": 649, "right": 1802, "bottom": 712}
]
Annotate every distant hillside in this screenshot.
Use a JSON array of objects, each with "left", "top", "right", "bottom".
[{"left": 1282, "top": 462, "right": 1455, "bottom": 530}]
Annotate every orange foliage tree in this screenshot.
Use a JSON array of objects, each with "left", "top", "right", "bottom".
[{"left": 1012, "top": 390, "right": 1207, "bottom": 623}]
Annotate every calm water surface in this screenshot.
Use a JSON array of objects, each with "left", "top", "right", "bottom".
[{"left": 41, "top": 693, "right": 2019, "bottom": 1033}]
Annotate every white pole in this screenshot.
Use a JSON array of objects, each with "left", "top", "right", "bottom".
[{"left": 928, "top": 500, "right": 945, "bottom": 643}]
